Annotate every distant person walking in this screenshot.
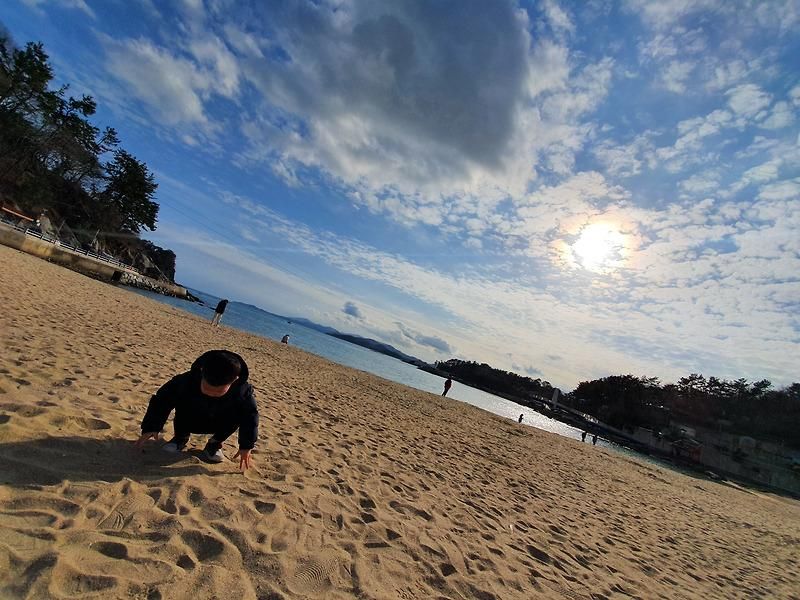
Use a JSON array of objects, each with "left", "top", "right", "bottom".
[
  {"left": 592, "top": 434, "right": 598, "bottom": 446},
  {"left": 442, "top": 376, "right": 452, "bottom": 397},
  {"left": 281, "top": 334, "right": 290, "bottom": 344},
  {"left": 581, "top": 431, "right": 587, "bottom": 442},
  {"left": 211, "top": 299, "right": 229, "bottom": 326},
  {"left": 518, "top": 414, "right": 524, "bottom": 424}
]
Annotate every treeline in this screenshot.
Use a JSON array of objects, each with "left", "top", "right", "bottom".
[
  {"left": 436, "top": 359, "right": 555, "bottom": 402},
  {"left": 566, "top": 374, "right": 800, "bottom": 447},
  {"left": 0, "top": 34, "right": 175, "bottom": 281},
  {"left": 436, "top": 356, "right": 800, "bottom": 447}
]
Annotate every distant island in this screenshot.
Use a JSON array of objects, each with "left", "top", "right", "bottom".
[
  {"left": 286, "top": 315, "right": 559, "bottom": 409},
  {"left": 328, "top": 333, "right": 427, "bottom": 366},
  {"left": 282, "top": 315, "right": 427, "bottom": 366}
]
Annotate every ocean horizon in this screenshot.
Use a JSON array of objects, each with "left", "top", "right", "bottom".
[{"left": 133, "top": 287, "right": 589, "bottom": 444}]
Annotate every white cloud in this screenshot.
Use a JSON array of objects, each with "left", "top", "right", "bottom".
[
  {"left": 680, "top": 172, "right": 719, "bottom": 195},
  {"left": 625, "top": 0, "right": 720, "bottom": 29},
  {"left": 229, "top": 0, "right": 621, "bottom": 233},
  {"left": 759, "top": 101, "right": 795, "bottom": 130},
  {"left": 22, "top": 0, "right": 95, "bottom": 18},
  {"left": 240, "top": 1, "right": 535, "bottom": 198},
  {"left": 726, "top": 158, "right": 782, "bottom": 196},
  {"left": 222, "top": 24, "right": 263, "bottom": 58},
  {"left": 661, "top": 60, "right": 694, "bottom": 93},
  {"left": 638, "top": 33, "right": 679, "bottom": 61},
  {"left": 750, "top": 0, "right": 800, "bottom": 33},
  {"left": 526, "top": 40, "right": 570, "bottom": 98},
  {"left": 593, "top": 134, "right": 656, "bottom": 178},
  {"left": 791, "top": 84, "right": 800, "bottom": 106},
  {"left": 103, "top": 37, "right": 212, "bottom": 126},
  {"left": 726, "top": 83, "right": 772, "bottom": 119},
  {"left": 652, "top": 109, "right": 733, "bottom": 172},
  {"left": 757, "top": 178, "right": 800, "bottom": 202},
  {"left": 704, "top": 58, "right": 751, "bottom": 92},
  {"left": 187, "top": 34, "right": 240, "bottom": 98},
  {"left": 541, "top": 0, "right": 574, "bottom": 36}
]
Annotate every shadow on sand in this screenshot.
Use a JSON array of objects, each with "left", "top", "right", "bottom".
[{"left": 0, "top": 435, "right": 226, "bottom": 487}]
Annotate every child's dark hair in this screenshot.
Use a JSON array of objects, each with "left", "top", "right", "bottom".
[{"left": 202, "top": 352, "right": 241, "bottom": 386}]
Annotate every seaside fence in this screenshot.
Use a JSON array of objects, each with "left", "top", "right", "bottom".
[
  {"left": 0, "top": 211, "right": 140, "bottom": 272},
  {"left": 0, "top": 217, "right": 187, "bottom": 298}
]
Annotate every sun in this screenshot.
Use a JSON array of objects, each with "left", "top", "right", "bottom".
[{"left": 572, "top": 222, "right": 626, "bottom": 272}]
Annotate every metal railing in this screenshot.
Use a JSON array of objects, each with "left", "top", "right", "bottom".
[{"left": 0, "top": 214, "right": 141, "bottom": 273}]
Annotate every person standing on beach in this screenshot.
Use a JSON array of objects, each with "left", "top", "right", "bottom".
[
  {"left": 211, "top": 299, "right": 228, "bottom": 326},
  {"left": 518, "top": 414, "right": 524, "bottom": 423},
  {"left": 281, "top": 334, "right": 290, "bottom": 344},
  {"left": 581, "top": 431, "right": 587, "bottom": 442},
  {"left": 442, "top": 376, "right": 452, "bottom": 396},
  {"left": 135, "top": 350, "right": 258, "bottom": 470},
  {"left": 592, "top": 434, "right": 598, "bottom": 446}
]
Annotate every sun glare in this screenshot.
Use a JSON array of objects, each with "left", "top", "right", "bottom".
[{"left": 572, "top": 223, "right": 626, "bottom": 272}]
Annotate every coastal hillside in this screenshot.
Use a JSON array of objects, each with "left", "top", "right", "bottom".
[{"left": 0, "top": 35, "right": 175, "bottom": 282}]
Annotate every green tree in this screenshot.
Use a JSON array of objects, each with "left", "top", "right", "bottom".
[
  {"left": 0, "top": 33, "right": 175, "bottom": 282},
  {"left": 100, "top": 150, "right": 158, "bottom": 234}
]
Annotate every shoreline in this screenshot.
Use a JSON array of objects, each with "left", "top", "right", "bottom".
[
  {"left": 141, "top": 286, "right": 800, "bottom": 499},
  {"left": 2, "top": 244, "right": 799, "bottom": 599}
]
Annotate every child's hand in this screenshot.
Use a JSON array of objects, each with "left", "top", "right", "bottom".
[
  {"left": 135, "top": 432, "right": 160, "bottom": 448},
  {"left": 233, "top": 449, "right": 252, "bottom": 470}
]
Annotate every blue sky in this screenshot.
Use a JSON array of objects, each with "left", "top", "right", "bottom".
[{"left": 4, "top": 0, "right": 799, "bottom": 389}]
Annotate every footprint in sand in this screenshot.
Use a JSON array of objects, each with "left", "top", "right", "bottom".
[
  {"left": 286, "top": 551, "right": 347, "bottom": 598},
  {"left": 440, "top": 563, "right": 457, "bottom": 577},
  {"left": 270, "top": 532, "right": 290, "bottom": 553},
  {"left": 0, "top": 403, "right": 46, "bottom": 418},
  {"left": 180, "top": 530, "right": 226, "bottom": 563},
  {"left": 48, "top": 559, "right": 119, "bottom": 597},
  {"left": 97, "top": 494, "right": 155, "bottom": 531},
  {"left": 6, "top": 494, "right": 82, "bottom": 517},
  {"left": 526, "top": 544, "right": 551, "bottom": 564},
  {"left": 3, "top": 553, "right": 58, "bottom": 597},
  {"left": 92, "top": 541, "right": 128, "bottom": 560},
  {"left": 254, "top": 501, "right": 276, "bottom": 515},
  {"left": 49, "top": 415, "right": 111, "bottom": 431},
  {"left": 358, "top": 496, "right": 377, "bottom": 510},
  {"left": 364, "top": 536, "right": 392, "bottom": 552},
  {"left": 316, "top": 497, "right": 343, "bottom": 532},
  {"left": 388, "top": 500, "right": 433, "bottom": 522},
  {"left": 0, "top": 510, "right": 59, "bottom": 529}
]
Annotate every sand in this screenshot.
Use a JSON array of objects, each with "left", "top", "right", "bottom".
[{"left": 0, "top": 244, "right": 798, "bottom": 600}]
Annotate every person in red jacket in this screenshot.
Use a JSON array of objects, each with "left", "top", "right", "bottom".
[{"left": 135, "top": 350, "right": 258, "bottom": 470}]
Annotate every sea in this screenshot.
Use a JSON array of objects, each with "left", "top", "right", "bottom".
[{"left": 133, "top": 288, "right": 605, "bottom": 447}]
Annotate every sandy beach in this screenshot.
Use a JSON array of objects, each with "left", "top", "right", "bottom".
[{"left": 0, "top": 244, "right": 798, "bottom": 600}]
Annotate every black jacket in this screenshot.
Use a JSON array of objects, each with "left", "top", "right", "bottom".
[{"left": 141, "top": 350, "right": 259, "bottom": 449}]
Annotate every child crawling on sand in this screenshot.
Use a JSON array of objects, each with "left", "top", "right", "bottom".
[{"left": 135, "top": 350, "right": 258, "bottom": 470}]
